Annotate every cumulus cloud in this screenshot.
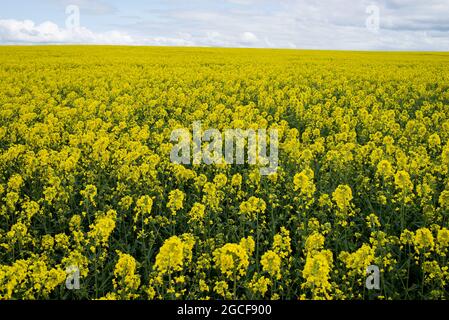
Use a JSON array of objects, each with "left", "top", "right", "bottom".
[
  {"left": 240, "top": 32, "right": 259, "bottom": 44},
  {"left": 0, "top": 19, "right": 134, "bottom": 44},
  {"left": 0, "top": 19, "right": 196, "bottom": 46}
]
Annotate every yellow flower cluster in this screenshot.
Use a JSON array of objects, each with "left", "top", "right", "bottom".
[
  {"left": 188, "top": 202, "right": 206, "bottom": 224},
  {"left": 300, "top": 231, "right": 334, "bottom": 299},
  {"left": 294, "top": 168, "right": 316, "bottom": 199},
  {"left": 261, "top": 250, "right": 282, "bottom": 280},
  {"left": 332, "top": 185, "right": 353, "bottom": 211},
  {"left": 88, "top": 209, "right": 117, "bottom": 247},
  {"left": 154, "top": 234, "right": 195, "bottom": 275},
  {"left": 167, "top": 189, "right": 185, "bottom": 215},
  {"left": 239, "top": 197, "right": 267, "bottom": 220},
  {"left": 302, "top": 250, "right": 334, "bottom": 299},
  {"left": 213, "top": 237, "right": 255, "bottom": 280},
  {"left": 134, "top": 195, "right": 153, "bottom": 224},
  {"left": 339, "top": 244, "right": 376, "bottom": 277},
  {"left": 112, "top": 252, "right": 141, "bottom": 299},
  {"left": 0, "top": 256, "right": 66, "bottom": 299}
]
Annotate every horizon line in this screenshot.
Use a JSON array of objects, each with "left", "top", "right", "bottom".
[{"left": 0, "top": 44, "right": 449, "bottom": 54}]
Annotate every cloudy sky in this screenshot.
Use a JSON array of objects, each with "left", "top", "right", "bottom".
[{"left": 0, "top": 0, "right": 448, "bottom": 50}]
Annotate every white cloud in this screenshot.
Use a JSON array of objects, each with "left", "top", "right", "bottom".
[
  {"left": 240, "top": 31, "right": 259, "bottom": 44},
  {"left": 0, "top": 19, "right": 134, "bottom": 44},
  {"left": 0, "top": 18, "right": 265, "bottom": 48},
  {"left": 0, "top": 19, "right": 199, "bottom": 46}
]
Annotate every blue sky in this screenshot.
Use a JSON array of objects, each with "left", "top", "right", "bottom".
[{"left": 1, "top": 0, "right": 449, "bottom": 50}]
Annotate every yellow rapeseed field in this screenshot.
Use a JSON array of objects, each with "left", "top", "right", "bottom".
[{"left": 1, "top": 46, "right": 449, "bottom": 300}]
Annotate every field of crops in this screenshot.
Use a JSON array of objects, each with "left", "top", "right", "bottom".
[{"left": 1, "top": 46, "right": 449, "bottom": 300}]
